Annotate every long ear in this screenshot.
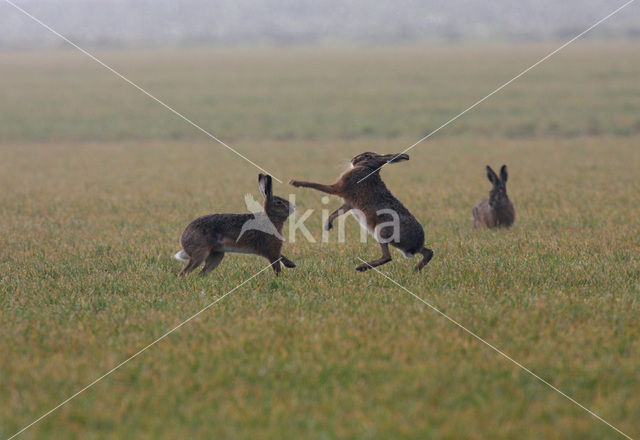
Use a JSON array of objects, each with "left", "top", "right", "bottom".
[
  {"left": 486, "top": 166, "right": 499, "bottom": 186},
  {"left": 258, "top": 174, "right": 266, "bottom": 198},
  {"left": 258, "top": 174, "right": 273, "bottom": 200},
  {"left": 500, "top": 165, "right": 508, "bottom": 183},
  {"left": 383, "top": 153, "right": 410, "bottom": 164}
]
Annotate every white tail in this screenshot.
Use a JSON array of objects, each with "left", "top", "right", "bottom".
[{"left": 173, "top": 250, "right": 189, "bottom": 261}]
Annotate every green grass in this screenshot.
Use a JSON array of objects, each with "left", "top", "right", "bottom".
[
  {"left": 1, "top": 44, "right": 640, "bottom": 143},
  {"left": 1, "top": 44, "right": 640, "bottom": 439}
]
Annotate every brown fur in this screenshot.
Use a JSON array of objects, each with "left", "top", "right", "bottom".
[
  {"left": 290, "top": 152, "right": 433, "bottom": 272},
  {"left": 472, "top": 165, "right": 515, "bottom": 229},
  {"left": 177, "top": 174, "right": 295, "bottom": 276}
]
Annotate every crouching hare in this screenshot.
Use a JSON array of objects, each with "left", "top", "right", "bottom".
[
  {"left": 174, "top": 174, "right": 296, "bottom": 276},
  {"left": 290, "top": 152, "right": 433, "bottom": 272},
  {"left": 472, "top": 165, "right": 515, "bottom": 229}
]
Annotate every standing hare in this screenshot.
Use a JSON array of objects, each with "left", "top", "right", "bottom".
[
  {"left": 290, "top": 152, "right": 433, "bottom": 272},
  {"left": 472, "top": 165, "right": 515, "bottom": 228},
  {"left": 174, "top": 174, "right": 296, "bottom": 276}
]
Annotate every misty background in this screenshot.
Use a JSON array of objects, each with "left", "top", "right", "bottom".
[{"left": 1, "top": 0, "right": 639, "bottom": 48}]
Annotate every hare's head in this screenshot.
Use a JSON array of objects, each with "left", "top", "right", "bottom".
[
  {"left": 350, "top": 152, "right": 409, "bottom": 169},
  {"left": 486, "top": 165, "right": 510, "bottom": 209},
  {"left": 259, "top": 174, "right": 294, "bottom": 219}
]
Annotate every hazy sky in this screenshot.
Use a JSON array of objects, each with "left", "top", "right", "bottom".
[{"left": 1, "top": 0, "right": 638, "bottom": 47}]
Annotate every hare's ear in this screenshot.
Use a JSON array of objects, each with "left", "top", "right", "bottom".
[
  {"left": 258, "top": 174, "right": 266, "bottom": 198},
  {"left": 258, "top": 174, "right": 272, "bottom": 200},
  {"left": 500, "top": 165, "right": 508, "bottom": 183},
  {"left": 486, "top": 166, "right": 499, "bottom": 186}
]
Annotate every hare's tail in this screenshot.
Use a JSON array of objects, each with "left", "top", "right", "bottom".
[{"left": 173, "top": 249, "right": 189, "bottom": 261}]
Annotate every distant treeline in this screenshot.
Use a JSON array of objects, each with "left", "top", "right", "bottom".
[{"left": 1, "top": 0, "right": 639, "bottom": 48}]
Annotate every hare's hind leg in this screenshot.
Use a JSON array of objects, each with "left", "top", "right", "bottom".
[
  {"left": 200, "top": 252, "right": 225, "bottom": 275},
  {"left": 179, "top": 247, "right": 209, "bottom": 277},
  {"left": 415, "top": 247, "right": 434, "bottom": 272},
  {"left": 356, "top": 242, "right": 392, "bottom": 272}
]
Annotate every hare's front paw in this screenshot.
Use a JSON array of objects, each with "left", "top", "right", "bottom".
[
  {"left": 324, "top": 221, "right": 333, "bottom": 231},
  {"left": 355, "top": 263, "right": 370, "bottom": 272},
  {"left": 289, "top": 179, "right": 300, "bottom": 187}
]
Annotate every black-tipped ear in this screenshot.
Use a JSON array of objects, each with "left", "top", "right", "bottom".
[
  {"left": 486, "top": 166, "right": 499, "bottom": 185},
  {"left": 261, "top": 175, "right": 273, "bottom": 200},
  {"left": 387, "top": 153, "right": 410, "bottom": 163},
  {"left": 258, "top": 174, "right": 266, "bottom": 198},
  {"left": 500, "top": 165, "right": 508, "bottom": 183}
]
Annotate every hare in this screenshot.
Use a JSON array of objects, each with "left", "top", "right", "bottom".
[
  {"left": 472, "top": 165, "right": 515, "bottom": 228},
  {"left": 290, "top": 152, "right": 433, "bottom": 272},
  {"left": 174, "top": 174, "right": 296, "bottom": 276}
]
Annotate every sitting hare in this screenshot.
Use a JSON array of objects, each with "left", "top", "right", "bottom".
[
  {"left": 290, "top": 152, "right": 433, "bottom": 272},
  {"left": 175, "top": 174, "right": 296, "bottom": 276},
  {"left": 472, "top": 165, "right": 515, "bottom": 228}
]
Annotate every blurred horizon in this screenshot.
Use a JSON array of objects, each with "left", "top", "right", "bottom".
[{"left": 1, "top": 0, "right": 639, "bottom": 49}]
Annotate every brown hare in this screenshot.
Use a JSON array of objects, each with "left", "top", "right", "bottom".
[
  {"left": 174, "top": 174, "right": 296, "bottom": 276},
  {"left": 290, "top": 152, "right": 433, "bottom": 272},
  {"left": 472, "top": 165, "right": 515, "bottom": 228}
]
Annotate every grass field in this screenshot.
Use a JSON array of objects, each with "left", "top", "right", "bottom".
[{"left": 1, "top": 44, "right": 640, "bottom": 439}]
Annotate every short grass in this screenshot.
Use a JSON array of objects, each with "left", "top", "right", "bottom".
[{"left": 1, "top": 44, "right": 639, "bottom": 439}]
